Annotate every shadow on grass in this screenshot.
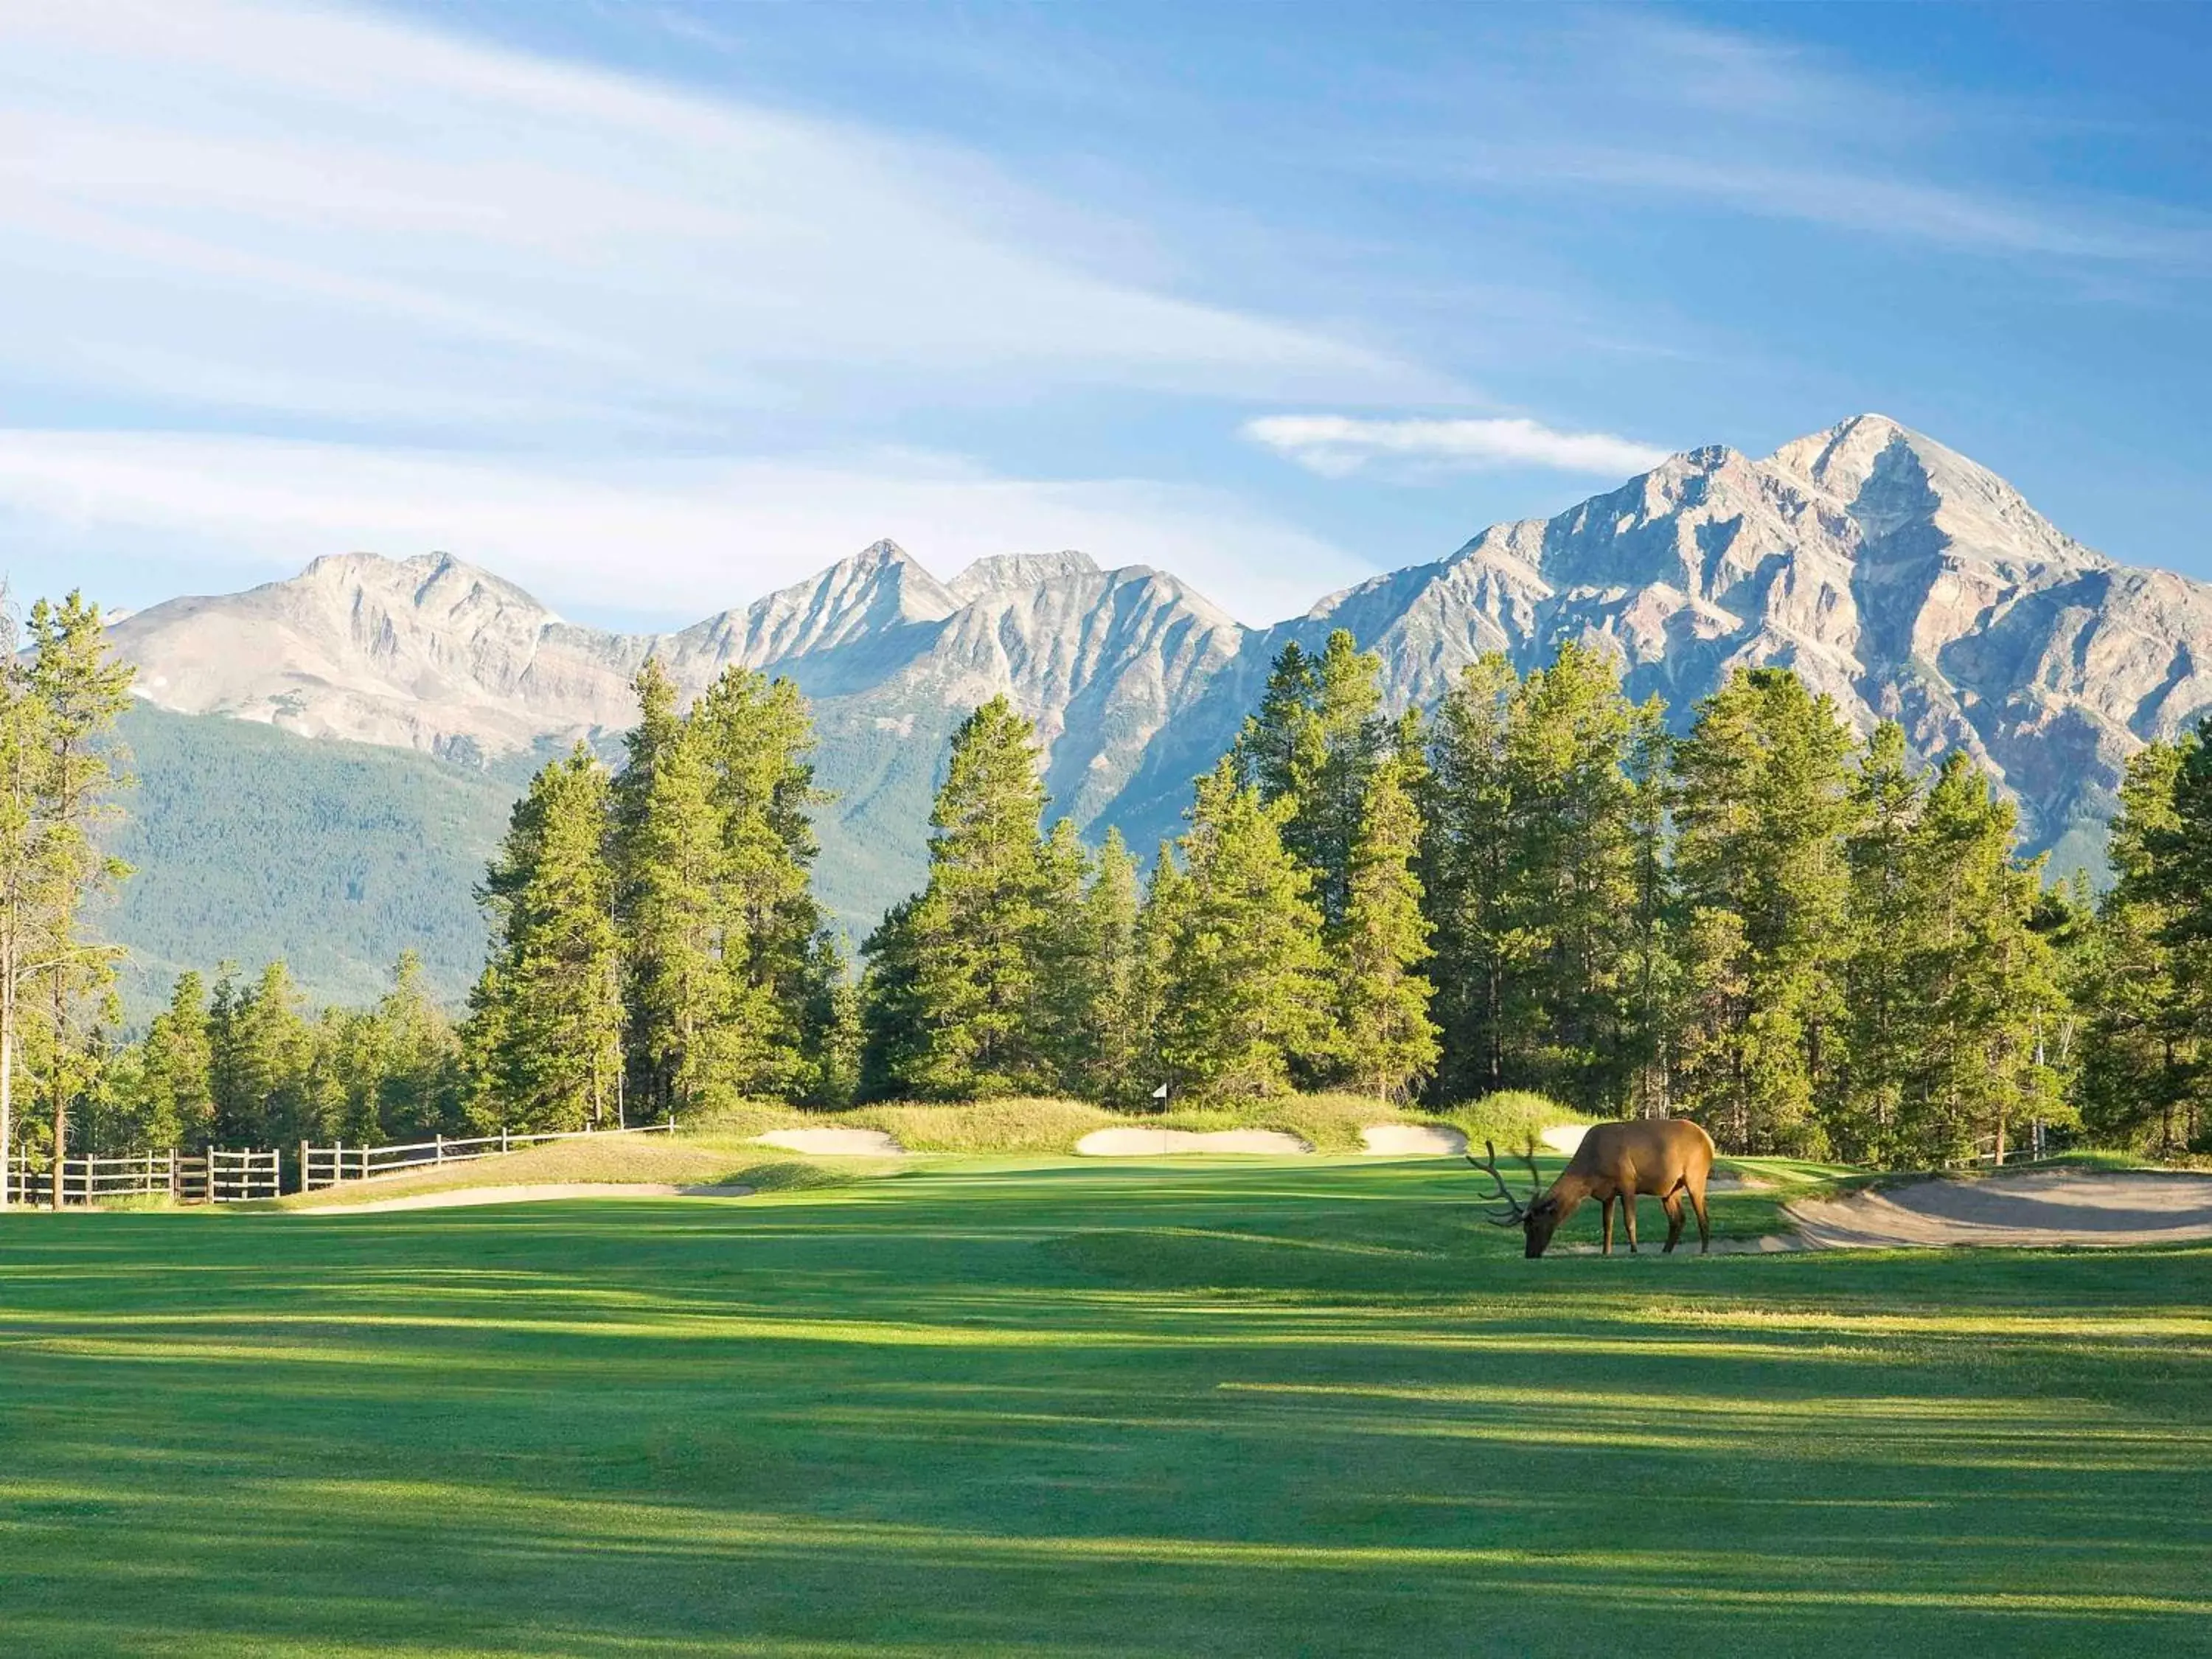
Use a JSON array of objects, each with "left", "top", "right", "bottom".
[{"left": 1, "top": 1160, "right": 2208, "bottom": 1657}]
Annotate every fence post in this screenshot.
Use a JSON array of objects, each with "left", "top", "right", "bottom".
[
  {"left": 501, "top": 1127, "right": 509, "bottom": 1154},
  {"left": 435, "top": 1133, "right": 445, "bottom": 1165}
]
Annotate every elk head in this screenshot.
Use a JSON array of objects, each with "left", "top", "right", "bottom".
[{"left": 1466, "top": 1139, "right": 1560, "bottom": 1257}]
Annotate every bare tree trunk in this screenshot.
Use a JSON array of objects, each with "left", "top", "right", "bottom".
[
  {"left": 1, "top": 995, "right": 12, "bottom": 1211},
  {"left": 49, "top": 977, "right": 65, "bottom": 1209}
]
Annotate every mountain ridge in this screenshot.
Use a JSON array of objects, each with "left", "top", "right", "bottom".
[{"left": 103, "top": 414, "right": 2212, "bottom": 995}]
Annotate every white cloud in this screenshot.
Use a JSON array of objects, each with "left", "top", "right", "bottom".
[
  {"left": 0, "top": 430, "right": 1373, "bottom": 628},
  {"left": 0, "top": 0, "right": 1441, "bottom": 434},
  {"left": 1242, "top": 414, "right": 1670, "bottom": 480}
]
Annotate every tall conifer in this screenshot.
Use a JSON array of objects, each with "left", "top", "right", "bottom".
[
  {"left": 1332, "top": 754, "right": 1438, "bottom": 1099},
  {"left": 465, "top": 745, "right": 624, "bottom": 1131},
  {"left": 1156, "top": 759, "right": 1331, "bottom": 1096}
]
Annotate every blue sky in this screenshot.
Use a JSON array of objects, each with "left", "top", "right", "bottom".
[{"left": 3, "top": 0, "right": 2206, "bottom": 627}]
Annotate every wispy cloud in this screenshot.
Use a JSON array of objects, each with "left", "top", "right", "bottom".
[
  {"left": 0, "top": 430, "right": 1373, "bottom": 627},
  {"left": 1374, "top": 13, "right": 2210, "bottom": 271},
  {"left": 0, "top": 0, "right": 1441, "bottom": 438},
  {"left": 1242, "top": 414, "right": 1670, "bottom": 480}
]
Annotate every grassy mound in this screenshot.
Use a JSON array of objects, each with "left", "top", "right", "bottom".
[
  {"left": 262, "top": 1133, "right": 878, "bottom": 1211},
  {"left": 689, "top": 1091, "right": 1595, "bottom": 1158}
]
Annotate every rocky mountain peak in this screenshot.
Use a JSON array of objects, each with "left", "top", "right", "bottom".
[
  {"left": 103, "top": 415, "right": 2212, "bottom": 912},
  {"left": 947, "top": 550, "right": 1101, "bottom": 603}
]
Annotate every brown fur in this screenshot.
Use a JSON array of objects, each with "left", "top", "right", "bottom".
[{"left": 1471, "top": 1120, "right": 1717, "bottom": 1257}]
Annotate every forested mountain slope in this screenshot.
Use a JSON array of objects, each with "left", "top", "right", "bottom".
[{"left": 100, "top": 414, "right": 2212, "bottom": 1007}]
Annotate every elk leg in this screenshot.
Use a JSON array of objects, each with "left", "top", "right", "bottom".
[
  {"left": 1601, "top": 1197, "right": 1614, "bottom": 1256},
  {"left": 1662, "top": 1193, "right": 1686, "bottom": 1253},
  {"left": 1688, "top": 1181, "right": 1711, "bottom": 1254},
  {"left": 1622, "top": 1191, "right": 1639, "bottom": 1253}
]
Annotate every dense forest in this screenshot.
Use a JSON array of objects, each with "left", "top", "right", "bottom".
[{"left": 9, "top": 595, "right": 2211, "bottom": 1182}]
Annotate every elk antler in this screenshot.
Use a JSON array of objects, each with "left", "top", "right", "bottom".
[{"left": 1464, "top": 1138, "right": 1535, "bottom": 1228}]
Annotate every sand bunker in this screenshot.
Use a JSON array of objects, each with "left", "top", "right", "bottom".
[
  {"left": 1075, "top": 1128, "right": 1314, "bottom": 1157},
  {"left": 1540, "top": 1124, "right": 1588, "bottom": 1155},
  {"left": 1360, "top": 1124, "right": 1468, "bottom": 1156},
  {"left": 1789, "top": 1169, "right": 2212, "bottom": 1250},
  {"left": 751, "top": 1127, "right": 905, "bottom": 1156},
  {"left": 317, "top": 1183, "right": 756, "bottom": 1214}
]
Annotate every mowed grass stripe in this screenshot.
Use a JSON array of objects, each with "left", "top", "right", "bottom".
[{"left": 2, "top": 1158, "right": 2208, "bottom": 1657}]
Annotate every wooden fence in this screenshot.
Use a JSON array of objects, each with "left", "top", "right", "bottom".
[
  {"left": 0, "top": 1147, "right": 280, "bottom": 1208},
  {"left": 299, "top": 1119, "right": 676, "bottom": 1192}
]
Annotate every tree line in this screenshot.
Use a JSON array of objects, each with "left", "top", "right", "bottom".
[{"left": 10, "top": 594, "right": 2212, "bottom": 1173}]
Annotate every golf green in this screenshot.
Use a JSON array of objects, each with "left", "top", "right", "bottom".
[{"left": 3, "top": 1158, "right": 2208, "bottom": 1656}]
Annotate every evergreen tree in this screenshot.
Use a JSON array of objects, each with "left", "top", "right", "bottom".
[
  {"left": 1233, "top": 640, "right": 1322, "bottom": 803},
  {"left": 693, "top": 664, "right": 828, "bottom": 1091},
  {"left": 1669, "top": 668, "right": 1860, "bottom": 1155},
  {"left": 1497, "top": 641, "right": 1652, "bottom": 1107},
  {"left": 13, "top": 595, "right": 134, "bottom": 1200},
  {"left": 1156, "top": 759, "right": 1332, "bottom": 1096},
  {"left": 366, "top": 952, "right": 463, "bottom": 1140},
  {"left": 2078, "top": 732, "right": 2209, "bottom": 1154},
  {"left": 1068, "top": 830, "right": 1147, "bottom": 1104},
  {"left": 1236, "top": 630, "right": 1385, "bottom": 922},
  {"left": 892, "top": 697, "right": 1053, "bottom": 1099},
  {"left": 1899, "top": 754, "right": 2065, "bottom": 1164},
  {"left": 1130, "top": 841, "right": 1192, "bottom": 1106},
  {"left": 613, "top": 661, "right": 733, "bottom": 1111},
  {"left": 134, "top": 970, "right": 216, "bottom": 1149},
  {"left": 1837, "top": 722, "right": 1922, "bottom": 1164},
  {"left": 857, "top": 898, "right": 927, "bottom": 1102},
  {"left": 1421, "top": 653, "right": 1517, "bottom": 1102},
  {"left": 209, "top": 960, "right": 316, "bottom": 1144},
  {"left": 463, "top": 745, "right": 624, "bottom": 1131},
  {"left": 793, "top": 933, "right": 862, "bottom": 1107},
  {"left": 1331, "top": 754, "right": 1438, "bottom": 1099},
  {"left": 1419, "top": 645, "right": 1658, "bottom": 1113},
  {"left": 1030, "top": 816, "right": 1096, "bottom": 1092}
]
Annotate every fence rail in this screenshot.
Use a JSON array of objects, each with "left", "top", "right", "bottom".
[
  {"left": 299, "top": 1119, "right": 676, "bottom": 1192},
  {"left": 0, "top": 1147, "right": 279, "bottom": 1207}
]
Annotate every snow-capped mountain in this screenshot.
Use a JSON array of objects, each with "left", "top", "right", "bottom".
[{"left": 109, "top": 415, "right": 2212, "bottom": 944}]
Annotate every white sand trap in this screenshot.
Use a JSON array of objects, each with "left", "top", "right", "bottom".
[
  {"left": 319, "top": 1183, "right": 755, "bottom": 1214},
  {"left": 751, "top": 1127, "right": 904, "bottom": 1156},
  {"left": 1076, "top": 1128, "right": 1314, "bottom": 1157},
  {"left": 1788, "top": 1169, "right": 2212, "bottom": 1250},
  {"left": 1540, "top": 1124, "right": 1588, "bottom": 1155},
  {"left": 1360, "top": 1124, "right": 1468, "bottom": 1157}
]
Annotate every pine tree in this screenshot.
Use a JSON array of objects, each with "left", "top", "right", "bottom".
[
  {"left": 1669, "top": 667, "right": 1860, "bottom": 1155},
  {"left": 21, "top": 594, "right": 134, "bottom": 1200},
  {"left": 1233, "top": 641, "right": 1322, "bottom": 803},
  {"left": 1420, "top": 653, "right": 1518, "bottom": 1102},
  {"left": 693, "top": 664, "right": 827, "bottom": 1092},
  {"left": 1332, "top": 754, "right": 1438, "bottom": 1099},
  {"left": 897, "top": 697, "right": 1052, "bottom": 1099},
  {"left": 1837, "top": 722, "right": 1922, "bottom": 1164},
  {"left": 1498, "top": 641, "right": 1649, "bottom": 1107},
  {"left": 857, "top": 898, "right": 927, "bottom": 1102},
  {"left": 1030, "top": 816, "right": 1095, "bottom": 1093},
  {"left": 209, "top": 961, "right": 316, "bottom": 1145},
  {"left": 1069, "top": 829, "right": 1147, "bottom": 1104},
  {"left": 464, "top": 745, "right": 624, "bottom": 1131},
  {"left": 1236, "top": 631, "right": 1385, "bottom": 923},
  {"left": 367, "top": 952, "right": 463, "bottom": 1140},
  {"left": 1130, "top": 841, "right": 1192, "bottom": 1106},
  {"left": 2078, "top": 731, "right": 2210, "bottom": 1154},
  {"left": 134, "top": 970, "right": 216, "bottom": 1149},
  {"left": 1156, "top": 758, "right": 1332, "bottom": 1096},
  {"left": 613, "top": 660, "right": 732, "bottom": 1112},
  {"left": 1901, "top": 754, "right": 2065, "bottom": 1164}
]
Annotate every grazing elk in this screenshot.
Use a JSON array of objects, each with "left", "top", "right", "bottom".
[{"left": 1467, "top": 1120, "right": 1717, "bottom": 1257}]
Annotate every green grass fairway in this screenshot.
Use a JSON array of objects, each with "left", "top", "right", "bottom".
[{"left": 4, "top": 1159, "right": 2210, "bottom": 1656}]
